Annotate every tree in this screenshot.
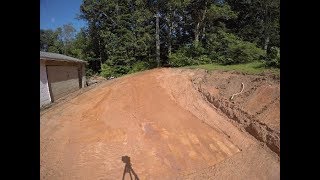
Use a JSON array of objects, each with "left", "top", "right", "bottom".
[
  {"left": 226, "top": 0, "right": 280, "bottom": 50},
  {"left": 41, "top": 0, "right": 279, "bottom": 77},
  {"left": 80, "top": 0, "right": 155, "bottom": 75},
  {"left": 40, "top": 29, "right": 54, "bottom": 51},
  {"left": 189, "top": 0, "right": 209, "bottom": 45},
  {"left": 147, "top": 0, "right": 167, "bottom": 67},
  {"left": 69, "top": 28, "right": 89, "bottom": 59},
  {"left": 162, "top": 0, "right": 191, "bottom": 57},
  {"left": 59, "top": 23, "right": 76, "bottom": 54},
  {"left": 40, "top": 29, "right": 63, "bottom": 53}
]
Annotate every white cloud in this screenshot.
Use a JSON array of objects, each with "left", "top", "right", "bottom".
[{"left": 51, "top": 17, "right": 55, "bottom": 23}]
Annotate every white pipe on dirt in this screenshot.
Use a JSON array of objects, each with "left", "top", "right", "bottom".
[{"left": 230, "top": 83, "right": 244, "bottom": 100}]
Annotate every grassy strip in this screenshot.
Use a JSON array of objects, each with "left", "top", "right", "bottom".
[{"left": 184, "top": 61, "right": 280, "bottom": 75}]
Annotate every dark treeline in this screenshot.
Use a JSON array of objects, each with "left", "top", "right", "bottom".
[{"left": 40, "top": 0, "right": 279, "bottom": 78}]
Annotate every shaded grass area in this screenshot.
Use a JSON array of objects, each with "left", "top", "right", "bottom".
[{"left": 184, "top": 61, "right": 280, "bottom": 75}]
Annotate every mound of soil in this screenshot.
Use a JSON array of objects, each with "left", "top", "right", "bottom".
[
  {"left": 188, "top": 69, "right": 280, "bottom": 155},
  {"left": 41, "top": 68, "right": 279, "bottom": 179}
]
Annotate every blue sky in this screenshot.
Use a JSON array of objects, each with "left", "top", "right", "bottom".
[{"left": 40, "top": 0, "right": 86, "bottom": 32}]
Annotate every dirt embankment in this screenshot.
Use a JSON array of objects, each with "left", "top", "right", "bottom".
[
  {"left": 188, "top": 69, "right": 280, "bottom": 155},
  {"left": 41, "top": 68, "right": 279, "bottom": 179}
]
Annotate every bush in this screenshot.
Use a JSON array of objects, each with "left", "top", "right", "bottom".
[
  {"left": 168, "top": 52, "right": 193, "bottom": 67},
  {"left": 113, "top": 66, "right": 130, "bottom": 77},
  {"left": 168, "top": 42, "right": 211, "bottom": 67},
  {"left": 195, "top": 55, "right": 212, "bottom": 65},
  {"left": 205, "top": 30, "right": 237, "bottom": 58},
  {"left": 184, "top": 43, "right": 207, "bottom": 58},
  {"left": 264, "top": 47, "right": 280, "bottom": 68},
  {"left": 100, "top": 63, "right": 131, "bottom": 78},
  {"left": 169, "top": 30, "right": 265, "bottom": 67},
  {"left": 129, "top": 61, "right": 149, "bottom": 73},
  {"left": 225, "top": 41, "right": 265, "bottom": 65},
  {"left": 100, "top": 64, "right": 114, "bottom": 78},
  {"left": 206, "top": 30, "right": 265, "bottom": 65}
]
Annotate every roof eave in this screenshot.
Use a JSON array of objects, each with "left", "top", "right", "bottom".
[{"left": 40, "top": 57, "right": 88, "bottom": 64}]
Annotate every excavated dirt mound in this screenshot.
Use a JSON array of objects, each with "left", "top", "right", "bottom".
[
  {"left": 188, "top": 69, "right": 280, "bottom": 155},
  {"left": 40, "top": 68, "right": 279, "bottom": 179}
]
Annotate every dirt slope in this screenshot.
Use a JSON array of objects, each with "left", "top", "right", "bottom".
[
  {"left": 189, "top": 69, "right": 280, "bottom": 155},
  {"left": 40, "top": 68, "right": 279, "bottom": 179}
]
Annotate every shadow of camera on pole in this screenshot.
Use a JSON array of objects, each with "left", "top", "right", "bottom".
[{"left": 122, "top": 155, "right": 139, "bottom": 180}]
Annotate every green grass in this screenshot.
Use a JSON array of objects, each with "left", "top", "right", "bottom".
[{"left": 184, "top": 61, "right": 280, "bottom": 75}]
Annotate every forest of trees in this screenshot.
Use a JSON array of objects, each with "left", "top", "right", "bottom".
[{"left": 40, "top": 0, "right": 280, "bottom": 78}]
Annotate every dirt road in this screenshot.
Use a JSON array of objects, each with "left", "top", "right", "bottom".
[{"left": 40, "top": 68, "right": 279, "bottom": 179}]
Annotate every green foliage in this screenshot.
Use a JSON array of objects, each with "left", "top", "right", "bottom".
[
  {"left": 40, "top": 0, "right": 279, "bottom": 78},
  {"left": 206, "top": 30, "right": 265, "bottom": 65},
  {"left": 170, "top": 30, "right": 265, "bottom": 67},
  {"left": 100, "top": 64, "right": 114, "bottom": 78},
  {"left": 186, "top": 61, "right": 279, "bottom": 75},
  {"left": 79, "top": 0, "right": 154, "bottom": 73},
  {"left": 169, "top": 42, "right": 210, "bottom": 67},
  {"left": 40, "top": 29, "right": 64, "bottom": 53},
  {"left": 100, "top": 64, "right": 131, "bottom": 78},
  {"left": 226, "top": 40, "right": 265, "bottom": 64},
  {"left": 226, "top": 0, "right": 280, "bottom": 48},
  {"left": 168, "top": 52, "right": 193, "bottom": 67},
  {"left": 264, "top": 47, "right": 280, "bottom": 68},
  {"left": 40, "top": 24, "right": 77, "bottom": 55},
  {"left": 207, "top": 4, "right": 238, "bottom": 21},
  {"left": 206, "top": 30, "right": 238, "bottom": 58},
  {"left": 129, "top": 61, "right": 149, "bottom": 73},
  {"left": 113, "top": 66, "right": 131, "bottom": 76},
  {"left": 184, "top": 43, "right": 207, "bottom": 58},
  {"left": 47, "top": 46, "right": 60, "bottom": 53},
  {"left": 195, "top": 55, "right": 212, "bottom": 65},
  {"left": 68, "top": 28, "right": 89, "bottom": 59}
]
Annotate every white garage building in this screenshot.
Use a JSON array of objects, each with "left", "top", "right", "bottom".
[{"left": 40, "top": 51, "right": 87, "bottom": 108}]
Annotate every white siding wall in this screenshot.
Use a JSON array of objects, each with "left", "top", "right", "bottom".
[
  {"left": 40, "top": 61, "right": 51, "bottom": 107},
  {"left": 82, "top": 64, "right": 86, "bottom": 87}
]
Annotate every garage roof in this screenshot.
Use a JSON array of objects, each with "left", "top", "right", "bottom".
[{"left": 40, "top": 51, "right": 87, "bottom": 64}]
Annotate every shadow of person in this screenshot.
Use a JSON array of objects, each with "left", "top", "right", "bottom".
[{"left": 122, "top": 155, "right": 139, "bottom": 180}]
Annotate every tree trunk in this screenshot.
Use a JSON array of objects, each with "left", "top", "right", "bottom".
[
  {"left": 263, "top": 4, "right": 270, "bottom": 51},
  {"left": 168, "top": 41, "right": 172, "bottom": 57},
  {"left": 168, "top": 8, "right": 173, "bottom": 56},
  {"left": 156, "top": 11, "right": 160, "bottom": 67},
  {"left": 264, "top": 36, "right": 269, "bottom": 51},
  {"left": 98, "top": 39, "right": 102, "bottom": 66},
  {"left": 195, "top": 22, "right": 200, "bottom": 45},
  {"left": 201, "top": 26, "right": 206, "bottom": 39},
  {"left": 194, "top": 2, "right": 207, "bottom": 45}
]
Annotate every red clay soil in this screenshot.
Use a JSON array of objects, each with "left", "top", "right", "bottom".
[
  {"left": 40, "top": 68, "right": 279, "bottom": 179},
  {"left": 191, "top": 69, "right": 280, "bottom": 155}
]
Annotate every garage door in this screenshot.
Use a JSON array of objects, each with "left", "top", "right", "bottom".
[{"left": 47, "top": 65, "right": 80, "bottom": 101}]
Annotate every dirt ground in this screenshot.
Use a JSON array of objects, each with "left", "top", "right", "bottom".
[
  {"left": 40, "top": 68, "right": 280, "bottom": 179},
  {"left": 190, "top": 69, "right": 280, "bottom": 155}
]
